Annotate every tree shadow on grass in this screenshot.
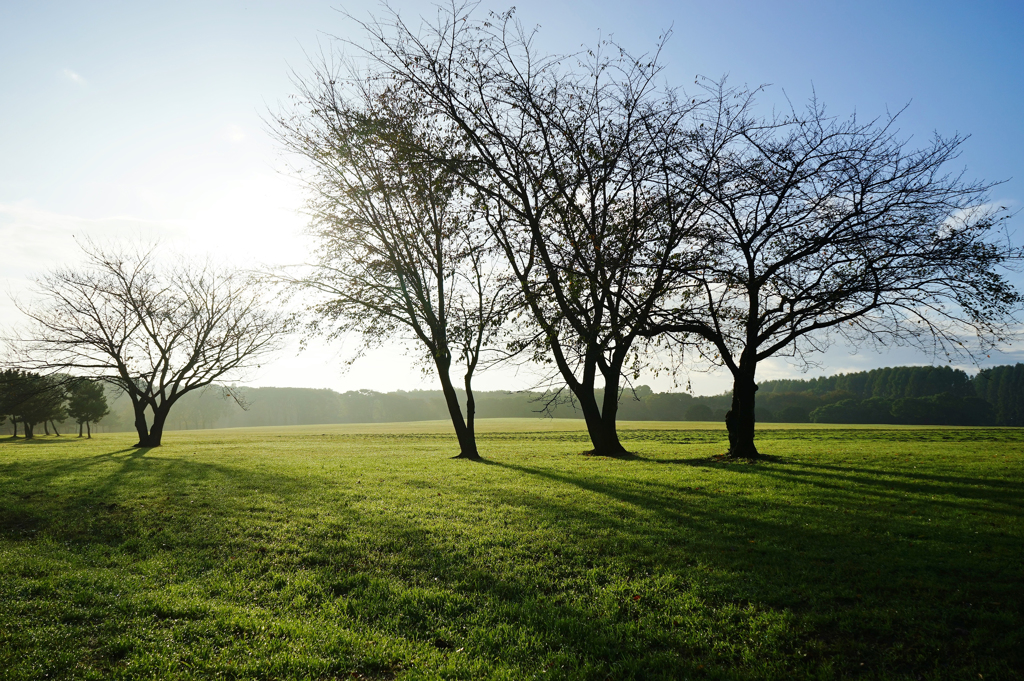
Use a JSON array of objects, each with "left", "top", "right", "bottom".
[
  {"left": 472, "top": 457, "right": 1022, "bottom": 670},
  {"left": 1, "top": 441, "right": 1022, "bottom": 679},
  {"left": 0, "top": 444, "right": 307, "bottom": 550},
  {"left": 627, "top": 447, "right": 1024, "bottom": 518}
]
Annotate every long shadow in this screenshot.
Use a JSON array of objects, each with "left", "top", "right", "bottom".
[
  {"left": 627, "top": 447, "right": 1024, "bottom": 518},
  {"left": 0, "top": 443, "right": 325, "bottom": 550},
  {"left": 648, "top": 451, "right": 1024, "bottom": 491},
  {"left": 744, "top": 462, "right": 1023, "bottom": 518},
  {"left": 456, "top": 456, "right": 1023, "bottom": 676},
  {"left": 2, "top": 439, "right": 1021, "bottom": 678},
  {"left": 477, "top": 457, "right": 1022, "bottom": 593}
]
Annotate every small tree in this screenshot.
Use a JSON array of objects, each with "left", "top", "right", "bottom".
[
  {"left": 66, "top": 379, "right": 109, "bottom": 437},
  {"left": 649, "top": 83, "right": 1022, "bottom": 457},
  {"left": 42, "top": 391, "right": 68, "bottom": 436},
  {"left": 13, "top": 242, "right": 285, "bottom": 447}
]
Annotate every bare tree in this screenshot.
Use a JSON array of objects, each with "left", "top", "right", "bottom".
[
  {"left": 271, "top": 76, "right": 508, "bottom": 460},
  {"left": 648, "top": 83, "right": 1023, "bottom": 458},
  {"left": 346, "top": 5, "right": 704, "bottom": 455},
  {"left": 11, "top": 242, "right": 285, "bottom": 447}
]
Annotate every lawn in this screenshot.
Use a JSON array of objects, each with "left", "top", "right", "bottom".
[{"left": 1, "top": 420, "right": 1021, "bottom": 680}]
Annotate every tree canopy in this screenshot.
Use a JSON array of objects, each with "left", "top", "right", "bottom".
[
  {"left": 12, "top": 242, "right": 285, "bottom": 447},
  {"left": 272, "top": 75, "right": 509, "bottom": 459},
  {"left": 645, "top": 83, "right": 1022, "bottom": 455},
  {"left": 325, "top": 4, "right": 1021, "bottom": 457},
  {"left": 341, "top": 5, "right": 708, "bottom": 455}
]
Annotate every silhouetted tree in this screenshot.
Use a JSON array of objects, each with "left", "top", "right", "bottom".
[
  {"left": 649, "top": 83, "right": 1022, "bottom": 457},
  {"left": 348, "top": 5, "right": 704, "bottom": 455},
  {"left": 12, "top": 242, "right": 285, "bottom": 447},
  {"left": 272, "top": 77, "right": 509, "bottom": 459}
]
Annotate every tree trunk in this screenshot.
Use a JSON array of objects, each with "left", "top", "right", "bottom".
[
  {"left": 133, "top": 402, "right": 149, "bottom": 446},
  {"left": 11, "top": 420, "right": 17, "bottom": 437},
  {"left": 78, "top": 422, "right": 83, "bottom": 437},
  {"left": 86, "top": 422, "right": 92, "bottom": 438},
  {"left": 726, "top": 365, "right": 759, "bottom": 458},
  {"left": 139, "top": 409, "right": 168, "bottom": 447},
  {"left": 132, "top": 402, "right": 165, "bottom": 447},
  {"left": 50, "top": 420, "right": 60, "bottom": 436},
  {"left": 436, "top": 356, "right": 479, "bottom": 460},
  {"left": 43, "top": 421, "right": 50, "bottom": 435},
  {"left": 545, "top": 339, "right": 627, "bottom": 456},
  {"left": 24, "top": 422, "right": 34, "bottom": 440},
  {"left": 464, "top": 371, "right": 477, "bottom": 454},
  {"left": 575, "top": 385, "right": 627, "bottom": 456}
]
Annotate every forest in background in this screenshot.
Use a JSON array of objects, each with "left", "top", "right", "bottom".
[{"left": 77, "top": 364, "right": 1024, "bottom": 433}]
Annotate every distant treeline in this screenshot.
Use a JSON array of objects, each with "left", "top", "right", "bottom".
[
  {"left": 761, "top": 364, "right": 1024, "bottom": 426},
  {"left": 86, "top": 363, "right": 1024, "bottom": 432}
]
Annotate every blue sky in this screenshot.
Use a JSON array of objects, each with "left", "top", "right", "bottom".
[{"left": 2, "top": 1, "right": 1022, "bottom": 394}]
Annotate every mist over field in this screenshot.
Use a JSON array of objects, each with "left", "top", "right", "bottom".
[{"left": 65, "top": 364, "right": 1019, "bottom": 434}]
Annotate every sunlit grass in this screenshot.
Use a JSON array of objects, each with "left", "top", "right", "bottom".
[
  {"left": 1, "top": 421, "right": 1021, "bottom": 679},
  {"left": 167, "top": 417, "right": 982, "bottom": 436}
]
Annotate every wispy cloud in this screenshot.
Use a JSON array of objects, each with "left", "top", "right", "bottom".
[{"left": 62, "top": 68, "right": 87, "bottom": 86}]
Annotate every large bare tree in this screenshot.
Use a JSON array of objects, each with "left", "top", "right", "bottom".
[
  {"left": 347, "top": 5, "right": 705, "bottom": 455},
  {"left": 271, "top": 78, "right": 508, "bottom": 459},
  {"left": 649, "top": 83, "right": 1023, "bottom": 458},
  {"left": 12, "top": 242, "right": 285, "bottom": 447}
]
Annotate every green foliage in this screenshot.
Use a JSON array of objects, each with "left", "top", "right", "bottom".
[
  {"left": 890, "top": 394, "right": 995, "bottom": 426},
  {"left": 129, "top": 363, "right": 1024, "bottom": 430},
  {"left": 66, "top": 380, "right": 110, "bottom": 428},
  {"left": 759, "top": 365, "right": 976, "bottom": 400},
  {"left": 809, "top": 397, "right": 896, "bottom": 425},
  {"left": 0, "top": 370, "right": 67, "bottom": 434},
  {"left": 974, "top": 363, "right": 1024, "bottom": 426},
  {"left": 684, "top": 402, "right": 713, "bottom": 421},
  {"left": 1, "top": 422, "right": 1022, "bottom": 679}
]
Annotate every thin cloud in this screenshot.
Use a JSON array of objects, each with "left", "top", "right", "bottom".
[{"left": 62, "top": 68, "right": 87, "bottom": 86}]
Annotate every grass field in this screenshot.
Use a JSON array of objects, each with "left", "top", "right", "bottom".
[{"left": 1, "top": 419, "right": 1021, "bottom": 680}]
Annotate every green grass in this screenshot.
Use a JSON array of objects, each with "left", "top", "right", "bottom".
[{"left": 1, "top": 419, "right": 1021, "bottom": 680}]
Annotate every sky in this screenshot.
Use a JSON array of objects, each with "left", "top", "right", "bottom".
[{"left": 2, "top": 0, "right": 1023, "bottom": 396}]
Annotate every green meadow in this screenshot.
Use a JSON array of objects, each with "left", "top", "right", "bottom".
[{"left": 1, "top": 420, "right": 1021, "bottom": 680}]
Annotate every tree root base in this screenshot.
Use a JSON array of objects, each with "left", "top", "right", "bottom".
[
  {"left": 713, "top": 451, "right": 782, "bottom": 464},
  {"left": 451, "top": 452, "right": 482, "bottom": 461},
  {"left": 580, "top": 448, "right": 636, "bottom": 459}
]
